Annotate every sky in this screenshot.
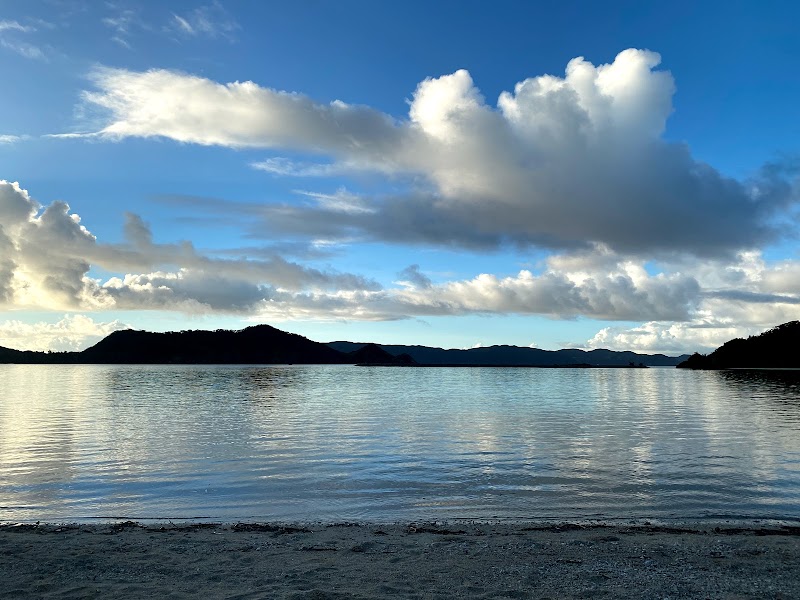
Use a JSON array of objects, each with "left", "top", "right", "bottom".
[{"left": 0, "top": 0, "right": 799, "bottom": 354}]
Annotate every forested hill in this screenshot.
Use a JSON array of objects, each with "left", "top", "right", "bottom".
[
  {"left": 1, "top": 323, "right": 688, "bottom": 366},
  {"left": 677, "top": 321, "right": 800, "bottom": 369},
  {"left": 78, "top": 325, "right": 348, "bottom": 364},
  {"left": 327, "top": 341, "right": 689, "bottom": 367},
  {"left": 0, "top": 345, "right": 52, "bottom": 364},
  {"left": 0, "top": 325, "right": 356, "bottom": 365}
]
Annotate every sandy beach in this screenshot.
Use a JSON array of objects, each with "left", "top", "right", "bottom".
[{"left": 1, "top": 521, "right": 798, "bottom": 599}]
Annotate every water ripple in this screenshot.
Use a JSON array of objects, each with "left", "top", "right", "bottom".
[{"left": 1, "top": 364, "right": 799, "bottom": 522}]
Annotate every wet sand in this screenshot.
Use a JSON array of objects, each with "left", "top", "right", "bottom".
[{"left": 2, "top": 521, "right": 799, "bottom": 599}]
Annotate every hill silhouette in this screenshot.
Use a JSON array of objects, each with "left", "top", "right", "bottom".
[
  {"left": 79, "top": 325, "right": 346, "bottom": 364},
  {"left": 0, "top": 345, "right": 49, "bottom": 364},
  {"left": 1, "top": 323, "right": 686, "bottom": 366},
  {"left": 0, "top": 326, "right": 419, "bottom": 366},
  {"left": 348, "top": 343, "right": 418, "bottom": 366},
  {"left": 328, "top": 341, "right": 688, "bottom": 367},
  {"left": 677, "top": 321, "right": 800, "bottom": 369}
]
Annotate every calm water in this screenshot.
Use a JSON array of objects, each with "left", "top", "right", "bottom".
[{"left": 1, "top": 365, "right": 799, "bottom": 523}]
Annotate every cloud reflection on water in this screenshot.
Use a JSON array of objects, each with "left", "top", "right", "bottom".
[{"left": 0, "top": 365, "right": 798, "bottom": 522}]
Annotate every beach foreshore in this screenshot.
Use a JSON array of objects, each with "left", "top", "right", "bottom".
[{"left": 2, "top": 521, "right": 798, "bottom": 599}]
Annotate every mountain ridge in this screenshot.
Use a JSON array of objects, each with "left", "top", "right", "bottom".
[
  {"left": 0, "top": 323, "right": 688, "bottom": 366},
  {"left": 327, "top": 341, "right": 689, "bottom": 367}
]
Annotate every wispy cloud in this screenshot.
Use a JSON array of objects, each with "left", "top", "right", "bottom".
[
  {"left": 44, "top": 132, "right": 102, "bottom": 140},
  {"left": 0, "top": 19, "right": 46, "bottom": 60},
  {"left": 0, "top": 38, "right": 45, "bottom": 59},
  {"left": 0, "top": 134, "right": 25, "bottom": 144},
  {"left": 99, "top": 2, "right": 239, "bottom": 49},
  {"left": 251, "top": 157, "right": 344, "bottom": 178},
  {"left": 0, "top": 20, "right": 34, "bottom": 33},
  {"left": 169, "top": 1, "right": 239, "bottom": 40},
  {"left": 294, "top": 189, "right": 377, "bottom": 215},
  {"left": 101, "top": 5, "right": 151, "bottom": 49}
]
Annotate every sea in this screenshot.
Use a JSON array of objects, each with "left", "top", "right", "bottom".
[{"left": 1, "top": 364, "right": 799, "bottom": 524}]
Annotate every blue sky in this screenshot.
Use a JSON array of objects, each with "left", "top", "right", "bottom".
[{"left": 0, "top": 0, "right": 798, "bottom": 353}]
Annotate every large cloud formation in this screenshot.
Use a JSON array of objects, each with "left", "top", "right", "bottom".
[
  {"left": 78, "top": 49, "right": 797, "bottom": 257},
  {"left": 0, "top": 180, "right": 703, "bottom": 323}
]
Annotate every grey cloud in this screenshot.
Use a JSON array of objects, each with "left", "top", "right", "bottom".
[
  {"left": 0, "top": 226, "right": 16, "bottom": 303},
  {"left": 252, "top": 145, "right": 790, "bottom": 258},
  {"left": 151, "top": 193, "right": 260, "bottom": 213},
  {"left": 105, "top": 271, "right": 271, "bottom": 313},
  {"left": 255, "top": 192, "right": 524, "bottom": 251},
  {"left": 0, "top": 180, "right": 39, "bottom": 224},
  {"left": 254, "top": 267, "right": 702, "bottom": 323},
  {"left": 123, "top": 212, "right": 154, "bottom": 246},
  {"left": 704, "top": 290, "right": 800, "bottom": 304},
  {"left": 94, "top": 213, "right": 381, "bottom": 293},
  {"left": 213, "top": 242, "right": 341, "bottom": 261},
  {"left": 397, "top": 264, "right": 432, "bottom": 289}
]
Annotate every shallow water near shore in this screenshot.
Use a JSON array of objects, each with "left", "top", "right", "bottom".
[{"left": 1, "top": 365, "right": 799, "bottom": 523}]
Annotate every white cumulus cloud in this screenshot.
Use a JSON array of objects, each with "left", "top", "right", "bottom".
[
  {"left": 0, "top": 314, "right": 129, "bottom": 352},
  {"left": 73, "top": 49, "right": 798, "bottom": 257}
]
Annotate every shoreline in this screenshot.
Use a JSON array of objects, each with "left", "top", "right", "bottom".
[{"left": 3, "top": 521, "right": 799, "bottom": 599}]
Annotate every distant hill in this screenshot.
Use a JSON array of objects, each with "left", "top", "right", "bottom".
[
  {"left": 347, "top": 343, "right": 418, "bottom": 366},
  {"left": 677, "top": 321, "right": 800, "bottom": 369},
  {"left": 0, "top": 345, "right": 75, "bottom": 364},
  {"left": 0, "top": 325, "right": 423, "bottom": 366},
  {"left": 0, "top": 323, "right": 688, "bottom": 366},
  {"left": 327, "top": 341, "right": 689, "bottom": 367},
  {"left": 0, "top": 345, "right": 44, "bottom": 363}
]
